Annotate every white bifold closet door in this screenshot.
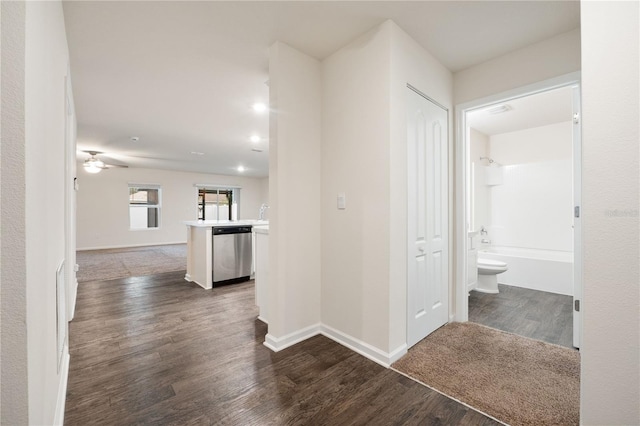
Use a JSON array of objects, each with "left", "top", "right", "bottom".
[{"left": 407, "top": 86, "right": 449, "bottom": 349}]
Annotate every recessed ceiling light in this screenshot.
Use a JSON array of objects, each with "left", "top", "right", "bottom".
[
  {"left": 250, "top": 135, "right": 260, "bottom": 143},
  {"left": 252, "top": 102, "right": 267, "bottom": 113},
  {"left": 190, "top": 151, "right": 204, "bottom": 156},
  {"left": 130, "top": 136, "right": 139, "bottom": 142},
  {"left": 487, "top": 104, "right": 512, "bottom": 115},
  {"left": 237, "top": 165, "right": 245, "bottom": 172}
]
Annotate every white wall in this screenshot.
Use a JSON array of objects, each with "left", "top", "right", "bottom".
[
  {"left": 580, "top": 1, "right": 640, "bottom": 424},
  {"left": 388, "top": 22, "right": 453, "bottom": 354},
  {"left": 454, "top": 28, "right": 581, "bottom": 105},
  {"left": 321, "top": 22, "right": 392, "bottom": 354},
  {"left": 320, "top": 20, "right": 452, "bottom": 359},
  {"left": 259, "top": 176, "right": 269, "bottom": 219},
  {"left": 266, "top": 42, "right": 322, "bottom": 348},
  {"left": 26, "top": 2, "right": 73, "bottom": 422},
  {"left": 1, "top": 2, "right": 29, "bottom": 424},
  {"left": 490, "top": 121, "right": 573, "bottom": 165},
  {"left": 489, "top": 122, "right": 573, "bottom": 252},
  {"left": 76, "top": 167, "right": 267, "bottom": 249},
  {"left": 1, "top": 1, "right": 74, "bottom": 424},
  {"left": 469, "top": 128, "right": 490, "bottom": 231}
]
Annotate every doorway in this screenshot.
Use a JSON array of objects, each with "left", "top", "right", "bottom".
[{"left": 454, "top": 74, "right": 582, "bottom": 348}]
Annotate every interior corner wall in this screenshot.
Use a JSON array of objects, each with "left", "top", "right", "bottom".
[
  {"left": 321, "top": 22, "right": 393, "bottom": 353},
  {"left": 267, "top": 42, "right": 321, "bottom": 342},
  {"left": 1, "top": 1, "right": 29, "bottom": 424},
  {"left": 453, "top": 28, "right": 581, "bottom": 105},
  {"left": 388, "top": 21, "right": 453, "bottom": 353},
  {"left": 580, "top": 1, "right": 640, "bottom": 424},
  {"left": 76, "top": 167, "right": 266, "bottom": 250}
]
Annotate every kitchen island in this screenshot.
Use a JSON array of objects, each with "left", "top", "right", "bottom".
[{"left": 184, "top": 220, "right": 268, "bottom": 289}]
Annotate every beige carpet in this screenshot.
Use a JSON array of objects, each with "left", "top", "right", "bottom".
[
  {"left": 392, "top": 322, "right": 580, "bottom": 426},
  {"left": 76, "top": 244, "right": 187, "bottom": 283}
]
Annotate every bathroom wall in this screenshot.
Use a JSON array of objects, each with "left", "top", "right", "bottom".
[
  {"left": 469, "top": 128, "right": 490, "bottom": 231},
  {"left": 488, "top": 121, "right": 573, "bottom": 252},
  {"left": 490, "top": 121, "right": 573, "bottom": 165}
]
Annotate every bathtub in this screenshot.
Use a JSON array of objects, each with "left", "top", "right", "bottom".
[{"left": 479, "top": 246, "right": 574, "bottom": 296}]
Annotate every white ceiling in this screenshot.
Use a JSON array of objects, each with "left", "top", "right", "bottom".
[
  {"left": 64, "top": 1, "right": 580, "bottom": 178},
  {"left": 467, "top": 85, "right": 574, "bottom": 136}
]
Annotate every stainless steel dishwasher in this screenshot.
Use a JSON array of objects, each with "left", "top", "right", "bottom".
[{"left": 212, "top": 226, "right": 252, "bottom": 286}]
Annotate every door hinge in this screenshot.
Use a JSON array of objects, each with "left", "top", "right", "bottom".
[
  {"left": 574, "top": 300, "right": 580, "bottom": 312},
  {"left": 573, "top": 112, "right": 580, "bottom": 124},
  {"left": 574, "top": 206, "right": 580, "bottom": 218}
]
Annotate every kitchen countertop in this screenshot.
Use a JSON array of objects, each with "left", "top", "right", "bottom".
[{"left": 184, "top": 220, "right": 269, "bottom": 228}]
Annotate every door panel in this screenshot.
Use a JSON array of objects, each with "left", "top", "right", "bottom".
[{"left": 407, "top": 87, "right": 449, "bottom": 349}]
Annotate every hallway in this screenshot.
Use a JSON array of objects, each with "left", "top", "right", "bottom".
[{"left": 65, "top": 271, "right": 497, "bottom": 425}]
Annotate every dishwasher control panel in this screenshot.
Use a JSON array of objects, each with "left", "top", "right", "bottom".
[{"left": 212, "top": 226, "right": 252, "bottom": 235}]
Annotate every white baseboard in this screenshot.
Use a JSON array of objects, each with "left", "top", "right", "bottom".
[
  {"left": 69, "top": 279, "right": 78, "bottom": 321},
  {"left": 53, "top": 347, "right": 70, "bottom": 426},
  {"left": 77, "top": 241, "right": 186, "bottom": 251},
  {"left": 262, "top": 323, "right": 409, "bottom": 368},
  {"left": 388, "top": 342, "right": 408, "bottom": 364},
  {"left": 320, "top": 324, "right": 405, "bottom": 368},
  {"left": 263, "top": 323, "right": 321, "bottom": 352}
]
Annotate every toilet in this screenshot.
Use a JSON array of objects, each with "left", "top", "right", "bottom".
[{"left": 476, "top": 258, "right": 508, "bottom": 293}]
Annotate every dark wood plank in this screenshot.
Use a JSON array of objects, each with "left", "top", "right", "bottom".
[
  {"left": 469, "top": 283, "right": 574, "bottom": 348},
  {"left": 66, "top": 270, "right": 499, "bottom": 425}
]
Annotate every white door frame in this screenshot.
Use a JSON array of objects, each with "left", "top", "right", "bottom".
[{"left": 453, "top": 72, "right": 582, "bottom": 324}]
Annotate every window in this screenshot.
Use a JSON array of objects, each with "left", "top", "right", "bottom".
[
  {"left": 197, "top": 187, "right": 238, "bottom": 221},
  {"left": 129, "top": 185, "right": 161, "bottom": 229}
]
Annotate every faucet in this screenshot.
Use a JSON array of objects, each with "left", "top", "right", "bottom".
[
  {"left": 258, "top": 203, "right": 269, "bottom": 220},
  {"left": 480, "top": 226, "right": 488, "bottom": 236}
]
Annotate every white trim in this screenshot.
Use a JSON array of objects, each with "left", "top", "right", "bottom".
[
  {"left": 53, "top": 347, "right": 70, "bottom": 426},
  {"left": 387, "top": 343, "right": 408, "bottom": 365},
  {"left": 194, "top": 183, "right": 242, "bottom": 189},
  {"left": 257, "top": 316, "right": 268, "bottom": 324},
  {"left": 261, "top": 323, "right": 407, "bottom": 367},
  {"left": 128, "top": 182, "right": 162, "bottom": 189},
  {"left": 320, "top": 324, "right": 399, "bottom": 367},
  {"left": 77, "top": 241, "right": 186, "bottom": 251},
  {"left": 454, "top": 71, "right": 581, "bottom": 323},
  {"left": 572, "top": 85, "right": 583, "bottom": 349},
  {"left": 263, "top": 323, "right": 322, "bottom": 352},
  {"left": 68, "top": 278, "right": 78, "bottom": 321}
]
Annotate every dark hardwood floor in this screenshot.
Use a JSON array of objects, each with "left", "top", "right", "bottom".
[
  {"left": 469, "top": 284, "right": 574, "bottom": 348},
  {"left": 66, "top": 271, "right": 498, "bottom": 425}
]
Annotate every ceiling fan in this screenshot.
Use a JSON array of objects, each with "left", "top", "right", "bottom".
[{"left": 82, "top": 151, "right": 128, "bottom": 173}]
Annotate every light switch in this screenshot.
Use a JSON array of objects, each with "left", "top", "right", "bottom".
[{"left": 337, "top": 193, "right": 346, "bottom": 210}]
